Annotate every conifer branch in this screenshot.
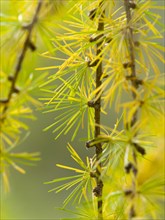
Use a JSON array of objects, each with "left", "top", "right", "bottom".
[
  {"left": 2, "top": 0, "right": 43, "bottom": 117},
  {"left": 124, "top": 0, "right": 139, "bottom": 219},
  {"left": 87, "top": 2, "right": 105, "bottom": 218},
  {"left": 93, "top": 2, "right": 105, "bottom": 219}
]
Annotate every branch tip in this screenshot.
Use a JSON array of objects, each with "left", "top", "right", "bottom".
[
  {"left": 8, "top": 75, "right": 14, "bottom": 82},
  {"left": 88, "top": 8, "right": 97, "bottom": 20},
  {"left": 87, "top": 59, "right": 99, "bottom": 67},
  {"left": 28, "top": 41, "right": 37, "bottom": 51},
  {"left": 105, "top": 37, "right": 112, "bottom": 44},
  {"left": 87, "top": 100, "right": 95, "bottom": 108},
  {"left": 86, "top": 140, "right": 95, "bottom": 148},
  {"left": 13, "top": 86, "right": 21, "bottom": 94},
  {"left": 123, "top": 61, "right": 133, "bottom": 69},
  {"left": 124, "top": 162, "right": 133, "bottom": 174},
  {"left": 129, "top": 1, "right": 137, "bottom": 9},
  {"left": 134, "top": 143, "right": 146, "bottom": 155},
  {"left": 90, "top": 171, "right": 97, "bottom": 178},
  {"left": 0, "top": 98, "right": 9, "bottom": 104},
  {"left": 89, "top": 34, "right": 104, "bottom": 43},
  {"left": 93, "top": 183, "right": 103, "bottom": 197},
  {"left": 125, "top": 76, "right": 143, "bottom": 85},
  {"left": 124, "top": 189, "right": 133, "bottom": 196}
]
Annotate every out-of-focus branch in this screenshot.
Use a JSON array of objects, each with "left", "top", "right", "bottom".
[
  {"left": 124, "top": 0, "right": 140, "bottom": 219},
  {"left": 1, "top": 0, "right": 43, "bottom": 118}
]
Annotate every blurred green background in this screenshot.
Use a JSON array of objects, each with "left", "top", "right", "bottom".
[
  {"left": 1, "top": 111, "right": 94, "bottom": 219},
  {"left": 0, "top": 1, "right": 164, "bottom": 219}
]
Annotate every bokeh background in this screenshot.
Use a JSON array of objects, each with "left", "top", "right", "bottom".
[{"left": 0, "top": 1, "right": 164, "bottom": 219}]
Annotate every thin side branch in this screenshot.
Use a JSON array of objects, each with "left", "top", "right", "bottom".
[
  {"left": 124, "top": 0, "right": 139, "bottom": 219},
  {"left": 2, "top": 0, "right": 43, "bottom": 116}
]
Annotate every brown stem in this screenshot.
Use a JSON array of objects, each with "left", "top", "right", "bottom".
[
  {"left": 2, "top": 0, "right": 43, "bottom": 117},
  {"left": 94, "top": 2, "right": 105, "bottom": 219},
  {"left": 124, "top": 0, "right": 139, "bottom": 218}
]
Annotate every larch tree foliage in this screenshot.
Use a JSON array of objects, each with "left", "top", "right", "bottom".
[
  {"left": 0, "top": 0, "right": 63, "bottom": 190},
  {"left": 0, "top": 0, "right": 164, "bottom": 220}
]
